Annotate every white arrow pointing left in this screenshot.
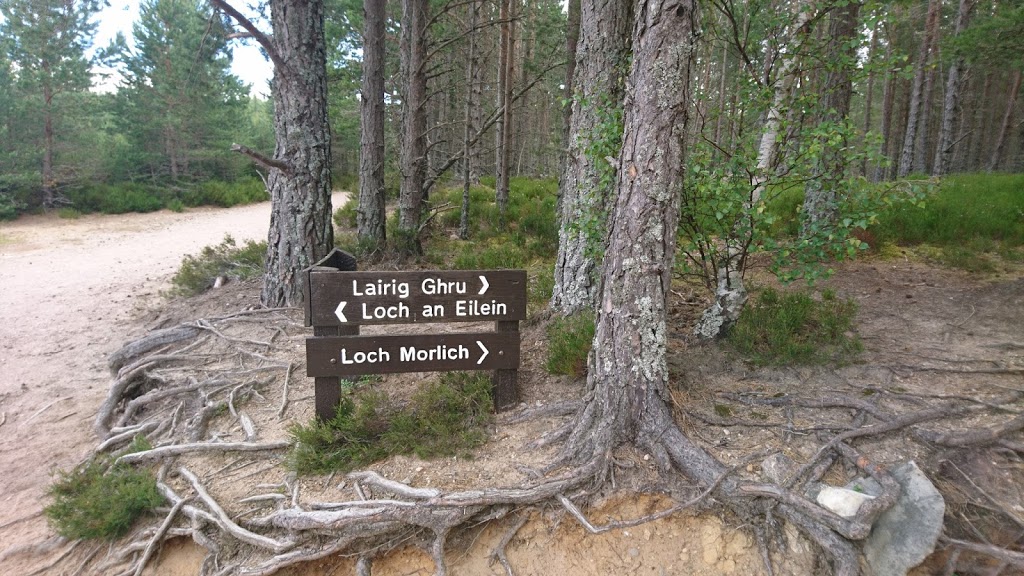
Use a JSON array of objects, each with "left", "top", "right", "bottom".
[
  {"left": 478, "top": 275, "right": 489, "bottom": 295},
  {"left": 476, "top": 340, "right": 489, "bottom": 365},
  {"left": 335, "top": 302, "right": 348, "bottom": 323}
]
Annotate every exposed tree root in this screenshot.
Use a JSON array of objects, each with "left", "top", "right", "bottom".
[{"left": 67, "top": 307, "right": 1024, "bottom": 576}]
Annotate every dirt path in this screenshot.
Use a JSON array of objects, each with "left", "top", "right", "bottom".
[{"left": 0, "top": 196, "right": 345, "bottom": 569}]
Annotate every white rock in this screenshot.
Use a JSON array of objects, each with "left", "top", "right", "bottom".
[{"left": 816, "top": 485, "right": 876, "bottom": 518}]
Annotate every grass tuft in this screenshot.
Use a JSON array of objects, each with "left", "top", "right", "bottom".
[
  {"left": 728, "top": 288, "right": 862, "bottom": 366},
  {"left": 288, "top": 372, "right": 493, "bottom": 475},
  {"left": 546, "top": 313, "right": 595, "bottom": 378},
  {"left": 171, "top": 235, "right": 266, "bottom": 296},
  {"left": 45, "top": 438, "right": 163, "bottom": 540}
]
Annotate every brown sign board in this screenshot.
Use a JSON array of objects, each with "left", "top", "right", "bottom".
[
  {"left": 306, "top": 269, "right": 527, "bottom": 326},
  {"left": 306, "top": 332, "right": 520, "bottom": 377}
]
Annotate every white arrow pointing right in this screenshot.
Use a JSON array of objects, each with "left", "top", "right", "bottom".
[
  {"left": 476, "top": 340, "right": 489, "bottom": 365},
  {"left": 335, "top": 301, "right": 348, "bottom": 323},
  {"left": 478, "top": 275, "right": 489, "bottom": 295}
]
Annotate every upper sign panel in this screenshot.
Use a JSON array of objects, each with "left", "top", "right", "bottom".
[{"left": 307, "top": 269, "right": 527, "bottom": 326}]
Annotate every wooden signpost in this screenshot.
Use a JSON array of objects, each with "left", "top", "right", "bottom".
[{"left": 304, "top": 249, "right": 525, "bottom": 420}]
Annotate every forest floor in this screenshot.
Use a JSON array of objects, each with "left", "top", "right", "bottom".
[{"left": 0, "top": 200, "right": 1022, "bottom": 575}]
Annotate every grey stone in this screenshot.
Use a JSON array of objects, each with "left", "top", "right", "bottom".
[
  {"left": 762, "top": 452, "right": 797, "bottom": 485},
  {"left": 845, "top": 475, "right": 883, "bottom": 497},
  {"left": 817, "top": 486, "right": 876, "bottom": 518},
  {"left": 863, "top": 461, "right": 945, "bottom": 576}
]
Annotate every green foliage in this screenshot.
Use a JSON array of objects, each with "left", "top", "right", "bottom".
[
  {"left": 453, "top": 242, "right": 526, "bottom": 270},
  {"left": 105, "top": 0, "right": 249, "bottom": 183},
  {"left": 45, "top": 438, "right": 163, "bottom": 540},
  {"left": 728, "top": 288, "right": 862, "bottom": 366},
  {"left": 546, "top": 313, "right": 595, "bottom": 378},
  {"left": 873, "top": 173, "right": 1024, "bottom": 249},
  {"left": 171, "top": 235, "right": 266, "bottom": 296},
  {"left": 334, "top": 196, "right": 358, "bottom": 229},
  {"left": 182, "top": 179, "right": 266, "bottom": 208},
  {"left": 289, "top": 372, "right": 493, "bottom": 475},
  {"left": 57, "top": 207, "right": 82, "bottom": 219},
  {"left": 529, "top": 262, "right": 556, "bottom": 307}
]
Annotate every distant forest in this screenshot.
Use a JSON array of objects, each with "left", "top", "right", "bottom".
[{"left": 0, "top": 0, "right": 1021, "bottom": 218}]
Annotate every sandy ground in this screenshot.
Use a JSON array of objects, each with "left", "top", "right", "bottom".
[{"left": 0, "top": 195, "right": 345, "bottom": 571}]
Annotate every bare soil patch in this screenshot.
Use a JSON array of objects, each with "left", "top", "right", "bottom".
[{"left": 2, "top": 203, "right": 1022, "bottom": 575}]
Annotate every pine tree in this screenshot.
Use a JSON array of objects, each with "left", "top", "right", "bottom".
[
  {"left": 0, "top": 0, "right": 102, "bottom": 207},
  {"left": 109, "top": 0, "right": 247, "bottom": 181}
]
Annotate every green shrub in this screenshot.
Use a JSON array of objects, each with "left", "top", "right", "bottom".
[
  {"left": 289, "top": 372, "right": 493, "bottom": 474},
  {"left": 453, "top": 242, "right": 526, "bottom": 270},
  {"left": 45, "top": 440, "right": 163, "bottom": 540},
  {"left": 57, "top": 207, "right": 82, "bottom": 219},
  {"left": 171, "top": 235, "right": 266, "bottom": 296},
  {"left": 166, "top": 199, "right": 185, "bottom": 213},
  {"left": 546, "top": 313, "right": 595, "bottom": 378},
  {"left": 728, "top": 288, "right": 862, "bottom": 366},
  {"left": 183, "top": 178, "right": 266, "bottom": 208},
  {"left": 334, "top": 196, "right": 358, "bottom": 229},
  {"left": 529, "top": 263, "right": 555, "bottom": 308}
]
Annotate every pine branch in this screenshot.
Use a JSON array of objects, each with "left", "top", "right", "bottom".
[{"left": 231, "top": 144, "right": 292, "bottom": 173}]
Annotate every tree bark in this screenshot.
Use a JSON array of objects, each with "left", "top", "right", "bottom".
[
  {"left": 260, "top": 0, "right": 334, "bottom": 306},
  {"left": 550, "top": 0, "right": 633, "bottom": 316},
  {"left": 914, "top": 10, "right": 941, "bottom": 174},
  {"left": 934, "top": 0, "right": 975, "bottom": 176},
  {"left": 398, "top": 0, "right": 429, "bottom": 253},
  {"left": 357, "top": 0, "right": 387, "bottom": 251},
  {"left": 211, "top": 0, "right": 335, "bottom": 307},
  {"left": 874, "top": 24, "right": 896, "bottom": 182},
  {"left": 42, "top": 77, "right": 55, "bottom": 207},
  {"left": 558, "top": 0, "right": 581, "bottom": 214},
  {"left": 898, "top": 0, "right": 940, "bottom": 178},
  {"left": 988, "top": 69, "right": 1022, "bottom": 172},
  {"left": 459, "top": 0, "right": 481, "bottom": 240},
  {"left": 861, "top": 18, "right": 879, "bottom": 177},
  {"left": 495, "top": 0, "right": 516, "bottom": 224},
  {"left": 564, "top": 0, "right": 697, "bottom": 462}
]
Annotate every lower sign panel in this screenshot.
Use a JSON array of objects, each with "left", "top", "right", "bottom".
[{"left": 306, "top": 332, "right": 520, "bottom": 377}]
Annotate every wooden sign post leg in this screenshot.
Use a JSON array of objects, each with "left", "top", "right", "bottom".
[
  {"left": 313, "top": 323, "right": 361, "bottom": 421},
  {"left": 492, "top": 320, "right": 519, "bottom": 412}
]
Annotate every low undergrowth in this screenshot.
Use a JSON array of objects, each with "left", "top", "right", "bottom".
[
  {"left": 45, "top": 438, "right": 162, "bottom": 540},
  {"left": 546, "top": 313, "right": 595, "bottom": 378},
  {"left": 728, "top": 287, "right": 862, "bottom": 366},
  {"left": 289, "top": 372, "right": 493, "bottom": 475},
  {"left": 170, "top": 235, "right": 266, "bottom": 296}
]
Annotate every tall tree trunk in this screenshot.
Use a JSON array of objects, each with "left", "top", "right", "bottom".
[
  {"left": 358, "top": 0, "right": 387, "bottom": 251},
  {"left": 495, "top": 0, "right": 516, "bottom": 223},
  {"left": 398, "top": 0, "right": 429, "bottom": 253},
  {"left": 969, "top": 72, "right": 993, "bottom": 171},
  {"left": 802, "top": 1, "right": 862, "bottom": 229},
  {"left": 898, "top": 0, "right": 940, "bottom": 178},
  {"left": 713, "top": 40, "right": 728, "bottom": 149},
  {"left": 914, "top": 15, "right": 941, "bottom": 174},
  {"left": 211, "top": 0, "right": 335, "bottom": 307},
  {"left": 861, "top": 18, "right": 879, "bottom": 176},
  {"left": 557, "top": 0, "right": 581, "bottom": 213},
  {"left": 564, "top": 0, "right": 697, "bottom": 464},
  {"left": 989, "top": 69, "right": 1023, "bottom": 172},
  {"left": 874, "top": 26, "right": 896, "bottom": 182},
  {"left": 459, "top": 0, "right": 481, "bottom": 240},
  {"left": 550, "top": 0, "right": 632, "bottom": 315},
  {"left": 934, "top": 0, "right": 975, "bottom": 175},
  {"left": 261, "top": 0, "right": 334, "bottom": 306},
  {"left": 41, "top": 79, "right": 55, "bottom": 208}
]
